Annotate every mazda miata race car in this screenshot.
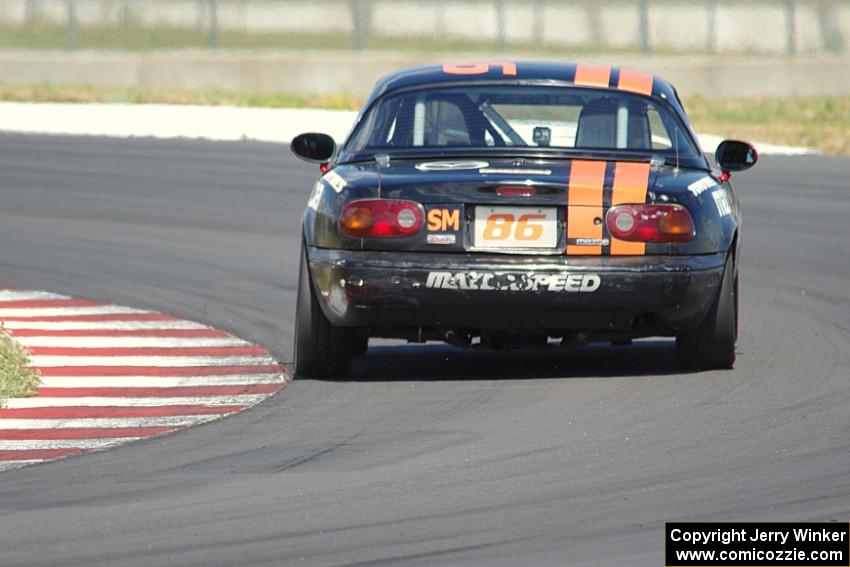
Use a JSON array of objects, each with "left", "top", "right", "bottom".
[{"left": 291, "top": 62, "right": 757, "bottom": 378}]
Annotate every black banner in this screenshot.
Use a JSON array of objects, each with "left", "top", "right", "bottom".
[{"left": 666, "top": 523, "right": 850, "bottom": 566}]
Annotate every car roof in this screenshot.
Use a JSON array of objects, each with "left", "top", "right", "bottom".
[
  {"left": 341, "top": 61, "right": 708, "bottom": 169},
  {"left": 365, "top": 61, "right": 685, "bottom": 116}
]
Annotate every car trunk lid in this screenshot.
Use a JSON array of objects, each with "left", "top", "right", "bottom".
[{"left": 340, "top": 157, "right": 658, "bottom": 255}]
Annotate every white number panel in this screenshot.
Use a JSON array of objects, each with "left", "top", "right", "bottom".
[{"left": 473, "top": 206, "right": 558, "bottom": 249}]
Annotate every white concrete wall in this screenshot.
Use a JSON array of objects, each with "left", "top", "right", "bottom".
[
  {"left": 1, "top": 50, "right": 848, "bottom": 98},
  {"left": 1, "top": 0, "right": 848, "bottom": 55}
]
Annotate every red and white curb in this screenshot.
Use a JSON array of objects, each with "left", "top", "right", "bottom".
[{"left": 0, "top": 289, "right": 288, "bottom": 472}]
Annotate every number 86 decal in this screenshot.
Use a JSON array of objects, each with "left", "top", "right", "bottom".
[{"left": 482, "top": 213, "right": 546, "bottom": 241}]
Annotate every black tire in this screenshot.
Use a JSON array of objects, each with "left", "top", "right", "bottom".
[
  {"left": 293, "top": 245, "right": 352, "bottom": 378},
  {"left": 676, "top": 253, "right": 738, "bottom": 370},
  {"left": 351, "top": 335, "right": 369, "bottom": 357}
]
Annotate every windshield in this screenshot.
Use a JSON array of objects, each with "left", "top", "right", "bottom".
[{"left": 344, "top": 85, "right": 700, "bottom": 160}]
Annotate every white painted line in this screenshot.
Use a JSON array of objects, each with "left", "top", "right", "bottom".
[
  {"left": 0, "top": 102, "right": 358, "bottom": 145},
  {"left": 0, "top": 102, "right": 816, "bottom": 156},
  {"left": 4, "top": 395, "right": 268, "bottom": 408},
  {"left": 0, "top": 306, "right": 149, "bottom": 317},
  {"left": 0, "top": 460, "right": 44, "bottom": 472},
  {"left": 0, "top": 438, "right": 138, "bottom": 451},
  {"left": 0, "top": 415, "right": 223, "bottom": 428},
  {"left": 0, "top": 291, "right": 71, "bottom": 301},
  {"left": 698, "top": 133, "right": 817, "bottom": 157},
  {"left": 39, "top": 374, "right": 287, "bottom": 388},
  {"left": 2, "top": 320, "right": 208, "bottom": 331},
  {"left": 15, "top": 337, "right": 249, "bottom": 348},
  {"left": 30, "top": 355, "right": 277, "bottom": 367}
]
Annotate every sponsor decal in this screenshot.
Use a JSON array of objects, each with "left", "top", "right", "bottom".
[
  {"left": 307, "top": 180, "right": 324, "bottom": 210},
  {"left": 426, "top": 234, "right": 456, "bottom": 245},
  {"left": 574, "top": 237, "right": 610, "bottom": 246},
  {"left": 687, "top": 175, "right": 718, "bottom": 197},
  {"left": 427, "top": 208, "right": 461, "bottom": 231},
  {"left": 479, "top": 168, "right": 552, "bottom": 176},
  {"left": 712, "top": 189, "right": 732, "bottom": 217},
  {"left": 425, "top": 271, "right": 601, "bottom": 293},
  {"left": 415, "top": 160, "right": 489, "bottom": 172},
  {"left": 323, "top": 170, "right": 347, "bottom": 193}
]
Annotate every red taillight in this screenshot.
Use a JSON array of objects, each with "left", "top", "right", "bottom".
[
  {"left": 606, "top": 204, "right": 695, "bottom": 242},
  {"left": 339, "top": 199, "right": 424, "bottom": 239}
]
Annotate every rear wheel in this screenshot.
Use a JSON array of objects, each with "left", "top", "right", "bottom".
[
  {"left": 676, "top": 253, "right": 737, "bottom": 370},
  {"left": 351, "top": 335, "right": 369, "bottom": 357},
  {"left": 293, "top": 245, "right": 352, "bottom": 378}
]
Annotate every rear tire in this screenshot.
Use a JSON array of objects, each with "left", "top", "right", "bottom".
[
  {"left": 676, "top": 253, "right": 737, "bottom": 370},
  {"left": 351, "top": 335, "right": 369, "bottom": 357},
  {"left": 293, "top": 245, "right": 352, "bottom": 378}
]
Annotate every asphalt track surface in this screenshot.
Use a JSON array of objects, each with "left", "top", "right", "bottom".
[{"left": 0, "top": 133, "right": 848, "bottom": 566}]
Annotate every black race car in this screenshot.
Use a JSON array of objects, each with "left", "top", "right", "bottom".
[{"left": 290, "top": 61, "right": 757, "bottom": 377}]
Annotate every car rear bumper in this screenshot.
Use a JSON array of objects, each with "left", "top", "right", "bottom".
[{"left": 306, "top": 247, "right": 726, "bottom": 335}]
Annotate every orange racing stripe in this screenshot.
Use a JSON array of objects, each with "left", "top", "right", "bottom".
[
  {"left": 573, "top": 64, "right": 611, "bottom": 88},
  {"left": 617, "top": 68, "right": 653, "bottom": 96},
  {"left": 610, "top": 162, "right": 651, "bottom": 255},
  {"left": 566, "top": 160, "right": 607, "bottom": 256}
]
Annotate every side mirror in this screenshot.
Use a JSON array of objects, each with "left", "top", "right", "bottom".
[
  {"left": 290, "top": 132, "right": 336, "bottom": 163},
  {"left": 715, "top": 140, "right": 758, "bottom": 174}
]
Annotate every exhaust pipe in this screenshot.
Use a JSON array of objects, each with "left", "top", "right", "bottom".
[
  {"left": 444, "top": 330, "right": 471, "bottom": 348},
  {"left": 561, "top": 332, "right": 589, "bottom": 350}
]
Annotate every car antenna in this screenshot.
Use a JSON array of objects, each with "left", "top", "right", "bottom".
[{"left": 375, "top": 153, "right": 390, "bottom": 198}]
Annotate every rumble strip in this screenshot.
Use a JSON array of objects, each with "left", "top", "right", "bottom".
[{"left": 0, "top": 289, "right": 288, "bottom": 472}]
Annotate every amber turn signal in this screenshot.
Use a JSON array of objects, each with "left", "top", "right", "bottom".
[
  {"left": 339, "top": 199, "right": 424, "bottom": 239},
  {"left": 340, "top": 206, "right": 374, "bottom": 232}
]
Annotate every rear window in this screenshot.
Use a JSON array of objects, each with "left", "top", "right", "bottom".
[{"left": 346, "top": 85, "right": 698, "bottom": 157}]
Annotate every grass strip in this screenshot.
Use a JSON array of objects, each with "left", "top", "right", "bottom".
[
  {"left": 0, "top": 24, "right": 683, "bottom": 56},
  {"left": 0, "top": 325, "right": 41, "bottom": 407},
  {"left": 684, "top": 95, "right": 850, "bottom": 156}
]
